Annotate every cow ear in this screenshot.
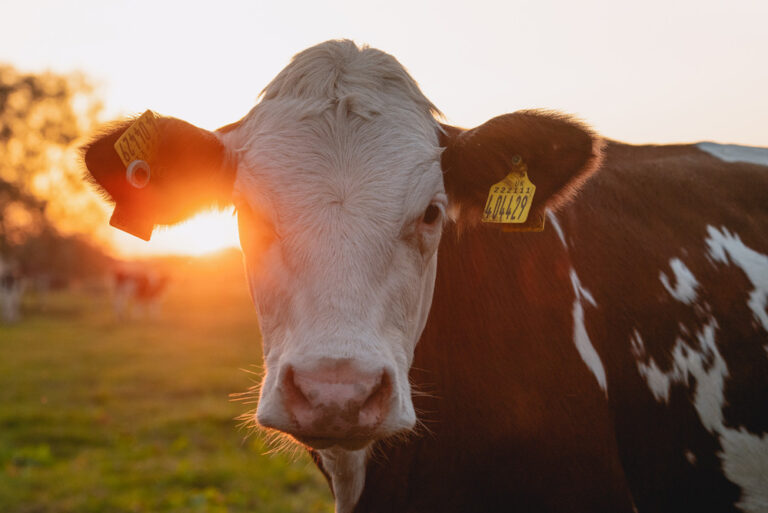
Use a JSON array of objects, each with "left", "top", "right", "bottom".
[
  {"left": 82, "top": 115, "right": 238, "bottom": 241},
  {"left": 439, "top": 110, "right": 603, "bottom": 228}
]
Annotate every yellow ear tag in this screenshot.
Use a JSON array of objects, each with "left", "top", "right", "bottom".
[
  {"left": 113, "top": 110, "right": 160, "bottom": 168},
  {"left": 482, "top": 155, "right": 536, "bottom": 225}
]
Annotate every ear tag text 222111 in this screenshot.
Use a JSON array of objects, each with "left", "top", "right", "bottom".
[{"left": 482, "top": 155, "right": 543, "bottom": 231}]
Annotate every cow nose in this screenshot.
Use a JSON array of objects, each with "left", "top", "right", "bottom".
[{"left": 281, "top": 361, "right": 392, "bottom": 437}]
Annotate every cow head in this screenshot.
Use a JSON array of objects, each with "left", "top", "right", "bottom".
[{"left": 83, "top": 40, "right": 602, "bottom": 452}]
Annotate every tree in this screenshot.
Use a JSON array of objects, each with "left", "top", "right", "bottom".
[
  {"left": 0, "top": 65, "right": 112, "bottom": 278},
  {"left": 0, "top": 177, "right": 46, "bottom": 254}
]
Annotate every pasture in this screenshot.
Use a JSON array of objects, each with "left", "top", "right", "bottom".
[{"left": 0, "top": 251, "right": 332, "bottom": 513}]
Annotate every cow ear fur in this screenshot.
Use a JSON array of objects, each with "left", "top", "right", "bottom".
[
  {"left": 82, "top": 116, "right": 237, "bottom": 241},
  {"left": 439, "top": 110, "right": 604, "bottom": 228}
]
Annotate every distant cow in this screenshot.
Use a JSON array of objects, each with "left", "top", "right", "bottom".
[
  {"left": 83, "top": 40, "right": 767, "bottom": 512},
  {"left": 112, "top": 268, "right": 169, "bottom": 320},
  {"left": 0, "top": 263, "right": 23, "bottom": 323}
]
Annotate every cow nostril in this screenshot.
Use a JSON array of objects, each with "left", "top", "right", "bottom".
[
  {"left": 359, "top": 371, "right": 392, "bottom": 426},
  {"left": 281, "top": 364, "right": 394, "bottom": 434},
  {"left": 282, "top": 366, "right": 312, "bottom": 412}
]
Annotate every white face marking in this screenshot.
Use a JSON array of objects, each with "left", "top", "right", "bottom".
[
  {"left": 569, "top": 269, "right": 607, "bottom": 395},
  {"left": 221, "top": 42, "right": 445, "bottom": 446},
  {"left": 705, "top": 225, "right": 768, "bottom": 333},
  {"left": 697, "top": 142, "right": 768, "bottom": 167},
  {"left": 659, "top": 257, "right": 699, "bottom": 305},
  {"left": 685, "top": 450, "right": 697, "bottom": 465},
  {"left": 318, "top": 448, "right": 368, "bottom": 513}
]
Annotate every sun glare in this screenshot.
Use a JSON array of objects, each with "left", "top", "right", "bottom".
[{"left": 112, "top": 208, "right": 240, "bottom": 258}]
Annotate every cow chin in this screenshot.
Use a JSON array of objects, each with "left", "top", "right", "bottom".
[{"left": 293, "top": 436, "right": 374, "bottom": 451}]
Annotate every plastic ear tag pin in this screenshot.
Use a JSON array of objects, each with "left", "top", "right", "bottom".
[
  {"left": 113, "top": 110, "right": 159, "bottom": 184},
  {"left": 126, "top": 160, "right": 150, "bottom": 188},
  {"left": 482, "top": 155, "right": 537, "bottom": 226}
]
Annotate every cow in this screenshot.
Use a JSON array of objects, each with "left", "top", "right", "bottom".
[
  {"left": 112, "top": 267, "right": 169, "bottom": 320},
  {"left": 82, "top": 40, "right": 768, "bottom": 512},
  {"left": 0, "top": 259, "right": 24, "bottom": 323}
]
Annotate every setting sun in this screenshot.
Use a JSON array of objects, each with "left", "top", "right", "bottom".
[{"left": 111, "top": 208, "right": 240, "bottom": 257}]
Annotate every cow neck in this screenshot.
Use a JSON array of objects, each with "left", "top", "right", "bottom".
[{"left": 352, "top": 220, "right": 629, "bottom": 512}]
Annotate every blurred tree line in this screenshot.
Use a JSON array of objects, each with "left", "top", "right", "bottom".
[{"left": 0, "top": 65, "right": 113, "bottom": 281}]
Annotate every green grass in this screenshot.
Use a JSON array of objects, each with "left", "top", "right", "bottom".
[{"left": 0, "top": 253, "right": 333, "bottom": 513}]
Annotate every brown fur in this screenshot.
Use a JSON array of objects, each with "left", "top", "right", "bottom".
[
  {"left": 440, "top": 110, "right": 604, "bottom": 228},
  {"left": 351, "top": 141, "right": 768, "bottom": 512},
  {"left": 82, "top": 116, "right": 237, "bottom": 240}
]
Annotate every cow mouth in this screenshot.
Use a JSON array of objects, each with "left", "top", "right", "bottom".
[{"left": 292, "top": 435, "right": 373, "bottom": 451}]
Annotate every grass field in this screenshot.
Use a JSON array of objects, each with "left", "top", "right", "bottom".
[{"left": 0, "top": 251, "right": 333, "bottom": 513}]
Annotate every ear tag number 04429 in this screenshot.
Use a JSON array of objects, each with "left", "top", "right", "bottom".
[{"left": 482, "top": 156, "right": 536, "bottom": 224}]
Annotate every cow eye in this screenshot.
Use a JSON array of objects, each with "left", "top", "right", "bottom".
[{"left": 422, "top": 204, "right": 441, "bottom": 225}]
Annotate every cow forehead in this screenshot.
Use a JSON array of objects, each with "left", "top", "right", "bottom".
[
  {"left": 228, "top": 98, "right": 444, "bottom": 235},
  {"left": 225, "top": 39, "right": 443, "bottom": 221}
]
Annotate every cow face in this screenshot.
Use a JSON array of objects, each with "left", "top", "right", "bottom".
[
  {"left": 226, "top": 58, "right": 445, "bottom": 449},
  {"left": 82, "top": 40, "right": 603, "bottom": 451}
]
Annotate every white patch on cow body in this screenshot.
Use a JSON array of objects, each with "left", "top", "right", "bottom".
[
  {"left": 697, "top": 142, "right": 768, "bottom": 167},
  {"left": 632, "top": 313, "right": 768, "bottom": 511},
  {"left": 547, "top": 211, "right": 607, "bottom": 396},
  {"left": 569, "top": 269, "right": 606, "bottom": 395},
  {"left": 631, "top": 330, "right": 673, "bottom": 403},
  {"left": 660, "top": 258, "right": 699, "bottom": 305},
  {"left": 546, "top": 209, "right": 567, "bottom": 248},
  {"left": 632, "top": 319, "right": 726, "bottom": 431},
  {"left": 719, "top": 428, "right": 768, "bottom": 513},
  {"left": 705, "top": 225, "right": 768, "bottom": 332},
  {"left": 318, "top": 447, "right": 367, "bottom": 513}
]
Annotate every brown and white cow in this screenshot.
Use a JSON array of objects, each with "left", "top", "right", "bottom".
[
  {"left": 83, "top": 40, "right": 768, "bottom": 513},
  {"left": 112, "top": 267, "right": 169, "bottom": 320}
]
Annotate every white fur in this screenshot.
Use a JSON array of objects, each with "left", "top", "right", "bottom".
[
  {"left": 697, "top": 142, "right": 768, "bottom": 167},
  {"left": 569, "top": 269, "right": 607, "bottom": 395},
  {"left": 660, "top": 258, "right": 699, "bottom": 305},
  {"left": 705, "top": 226, "right": 768, "bottom": 333},
  {"left": 318, "top": 448, "right": 368, "bottom": 513},
  {"left": 547, "top": 211, "right": 607, "bottom": 395},
  {"left": 221, "top": 41, "right": 444, "bottom": 451},
  {"left": 720, "top": 428, "right": 768, "bottom": 513},
  {"left": 632, "top": 308, "right": 768, "bottom": 510},
  {"left": 632, "top": 319, "right": 726, "bottom": 431},
  {"left": 631, "top": 330, "right": 674, "bottom": 403},
  {"left": 546, "top": 209, "right": 567, "bottom": 247}
]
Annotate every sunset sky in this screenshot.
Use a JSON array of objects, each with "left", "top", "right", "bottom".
[{"left": 2, "top": 0, "right": 766, "bottom": 256}]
